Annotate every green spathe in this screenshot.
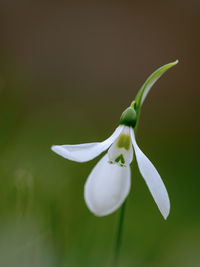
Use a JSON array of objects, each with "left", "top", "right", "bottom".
[
  {"left": 119, "top": 107, "right": 137, "bottom": 128},
  {"left": 135, "top": 60, "right": 178, "bottom": 111},
  {"left": 133, "top": 60, "right": 178, "bottom": 131}
]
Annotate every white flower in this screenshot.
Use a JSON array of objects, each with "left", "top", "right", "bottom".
[
  {"left": 51, "top": 60, "right": 178, "bottom": 220},
  {"left": 51, "top": 123, "right": 170, "bottom": 219}
]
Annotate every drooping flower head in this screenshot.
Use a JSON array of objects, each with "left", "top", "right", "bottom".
[{"left": 51, "top": 60, "right": 178, "bottom": 219}]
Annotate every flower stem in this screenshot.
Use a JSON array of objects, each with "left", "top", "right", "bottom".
[
  {"left": 113, "top": 121, "right": 138, "bottom": 266},
  {"left": 113, "top": 200, "right": 127, "bottom": 267}
]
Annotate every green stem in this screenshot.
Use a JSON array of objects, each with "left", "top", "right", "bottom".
[
  {"left": 113, "top": 116, "right": 139, "bottom": 267},
  {"left": 112, "top": 61, "right": 178, "bottom": 266},
  {"left": 113, "top": 200, "right": 127, "bottom": 267}
]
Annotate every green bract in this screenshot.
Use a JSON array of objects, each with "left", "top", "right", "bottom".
[
  {"left": 135, "top": 60, "right": 178, "bottom": 111},
  {"left": 120, "top": 60, "right": 178, "bottom": 130}
]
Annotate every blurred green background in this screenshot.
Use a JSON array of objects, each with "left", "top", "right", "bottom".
[{"left": 0, "top": 1, "right": 200, "bottom": 266}]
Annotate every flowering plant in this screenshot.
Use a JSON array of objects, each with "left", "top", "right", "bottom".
[{"left": 52, "top": 60, "right": 178, "bottom": 220}]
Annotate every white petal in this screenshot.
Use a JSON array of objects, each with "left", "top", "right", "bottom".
[
  {"left": 108, "top": 127, "right": 133, "bottom": 166},
  {"left": 130, "top": 129, "right": 170, "bottom": 219},
  {"left": 84, "top": 154, "right": 131, "bottom": 216},
  {"left": 108, "top": 142, "right": 133, "bottom": 166},
  {"left": 51, "top": 125, "right": 123, "bottom": 162}
]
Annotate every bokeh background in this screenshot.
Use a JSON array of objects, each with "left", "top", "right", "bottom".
[{"left": 0, "top": 1, "right": 200, "bottom": 266}]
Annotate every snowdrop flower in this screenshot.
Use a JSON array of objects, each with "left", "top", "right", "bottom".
[
  {"left": 51, "top": 60, "right": 178, "bottom": 220},
  {"left": 51, "top": 108, "right": 168, "bottom": 218}
]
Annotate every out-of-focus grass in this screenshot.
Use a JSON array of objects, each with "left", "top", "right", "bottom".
[{"left": 0, "top": 85, "right": 200, "bottom": 267}]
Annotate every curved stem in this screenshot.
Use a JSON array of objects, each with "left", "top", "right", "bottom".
[{"left": 113, "top": 200, "right": 127, "bottom": 267}]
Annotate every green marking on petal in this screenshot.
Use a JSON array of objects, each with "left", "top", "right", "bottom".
[
  {"left": 117, "top": 134, "right": 131, "bottom": 150},
  {"left": 115, "top": 154, "right": 125, "bottom": 164}
]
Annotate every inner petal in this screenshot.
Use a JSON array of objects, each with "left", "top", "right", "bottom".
[{"left": 108, "top": 127, "right": 133, "bottom": 167}]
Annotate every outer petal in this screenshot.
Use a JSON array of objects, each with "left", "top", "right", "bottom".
[
  {"left": 51, "top": 125, "right": 123, "bottom": 162},
  {"left": 130, "top": 129, "right": 170, "bottom": 219},
  {"left": 84, "top": 154, "right": 131, "bottom": 216}
]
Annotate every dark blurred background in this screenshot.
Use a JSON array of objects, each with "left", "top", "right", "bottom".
[{"left": 0, "top": 0, "right": 199, "bottom": 266}]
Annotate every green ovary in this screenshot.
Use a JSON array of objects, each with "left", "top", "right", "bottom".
[{"left": 117, "top": 134, "right": 131, "bottom": 150}]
